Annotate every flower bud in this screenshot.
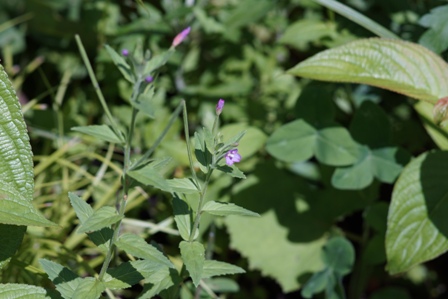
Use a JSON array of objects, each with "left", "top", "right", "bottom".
[
  {"left": 433, "top": 97, "right": 448, "bottom": 126},
  {"left": 172, "top": 27, "right": 191, "bottom": 47},
  {"left": 121, "top": 49, "right": 129, "bottom": 56},
  {"left": 216, "top": 98, "right": 225, "bottom": 115}
]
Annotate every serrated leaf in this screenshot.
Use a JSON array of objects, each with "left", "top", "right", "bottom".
[
  {"left": 172, "top": 194, "right": 195, "bottom": 241},
  {"left": 143, "top": 48, "right": 175, "bottom": 75},
  {"left": 72, "top": 278, "right": 105, "bottom": 299},
  {"left": 216, "top": 164, "right": 246, "bottom": 179},
  {"left": 194, "top": 129, "right": 213, "bottom": 173},
  {"left": 323, "top": 237, "right": 355, "bottom": 275},
  {"left": 202, "top": 201, "right": 259, "bottom": 217},
  {"left": 0, "top": 182, "right": 57, "bottom": 227},
  {"left": 72, "top": 125, "right": 125, "bottom": 144},
  {"left": 68, "top": 193, "right": 113, "bottom": 252},
  {"left": 0, "top": 64, "right": 34, "bottom": 201},
  {"left": 386, "top": 151, "right": 448, "bottom": 274},
  {"left": 288, "top": 38, "right": 448, "bottom": 103},
  {"left": 418, "top": 5, "right": 448, "bottom": 54},
  {"left": 105, "top": 45, "right": 134, "bottom": 83},
  {"left": 132, "top": 91, "right": 156, "bottom": 119},
  {"left": 77, "top": 206, "right": 122, "bottom": 234},
  {"left": 0, "top": 283, "right": 52, "bottom": 298},
  {"left": 166, "top": 178, "right": 199, "bottom": 194},
  {"left": 39, "top": 259, "right": 80, "bottom": 299},
  {"left": 128, "top": 158, "right": 172, "bottom": 192},
  {"left": 0, "top": 64, "right": 36, "bottom": 268},
  {"left": 139, "top": 266, "right": 180, "bottom": 299},
  {"left": 103, "top": 261, "right": 149, "bottom": 290},
  {"left": 115, "top": 233, "right": 174, "bottom": 268},
  {"left": 201, "top": 260, "right": 245, "bottom": 279},
  {"left": 179, "top": 241, "right": 205, "bottom": 287},
  {"left": 266, "top": 119, "right": 359, "bottom": 166},
  {"left": 69, "top": 192, "right": 93, "bottom": 223}
]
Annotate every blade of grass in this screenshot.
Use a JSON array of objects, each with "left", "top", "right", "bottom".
[{"left": 313, "top": 0, "right": 399, "bottom": 39}]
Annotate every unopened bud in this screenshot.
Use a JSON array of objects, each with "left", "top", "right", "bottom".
[{"left": 433, "top": 97, "right": 448, "bottom": 126}]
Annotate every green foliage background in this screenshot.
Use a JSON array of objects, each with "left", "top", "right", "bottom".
[{"left": 1, "top": 0, "right": 448, "bottom": 298}]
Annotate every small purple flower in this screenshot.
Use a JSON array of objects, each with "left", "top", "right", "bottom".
[
  {"left": 216, "top": 99, "right": 225, "bottom": 115},
  {"left": 145, "top": 76, "right": 154, "bottom": 83},
  {"left": 225, "top": 149, "right": 241, "bottom": 166},
  {"left": 121, "top": 49, "right": 129, "bottom": 56},
  {"left": 172, "top": 27, "right": 191, "bottom": 47}
]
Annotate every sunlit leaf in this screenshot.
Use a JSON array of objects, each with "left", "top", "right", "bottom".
[
  {"left": 0, "top": 284, "right": 52, "bottom": 299},
  {"left": 179, "top": 241, "right": 205, "bottom": 287},
  {"left": 77, "top": 206, "right": 122, "bottom": 234},
  {"left": 202, "top": 201, "right": 259, "bottom": 217},
  {"left": 288, "top": 38, "right": 448, "bottom": 103},
  {"left": 72, "top": 125, "right": 125, "bottom": 144},
  {"left": 115, "top": 233, "right": 174, "bottom": 268}
]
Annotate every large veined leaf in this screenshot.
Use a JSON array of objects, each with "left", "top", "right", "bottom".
[
  {"left": 0, "top": 64, "right": 48, "bottom": 269},
  {"left": 0, "top": 284, "right": 52, "bottom": 299},
  {"left": 386, "top": 151, "right": 448, "bottom": 274},
  {"left": 288, "top": 38, "right": 448, "bottom": 103}
]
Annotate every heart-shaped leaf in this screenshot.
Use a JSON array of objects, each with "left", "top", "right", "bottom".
[{"left": 288, "top": 38, "right": 448, "bottom": 103}]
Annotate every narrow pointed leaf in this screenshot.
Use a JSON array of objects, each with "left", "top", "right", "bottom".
[
  {"left": 72, "top": 125, "right": 125, "bottom": 144},
  {"left": 128, "top": 158, "right": 172, "bottom": 192},
  {"left": 386, "top": 151, "right": 448, "bottom": 274},
  {"left": 103, "top": 261, "right": 148, "bottom": 290},
  {"left": 105, "top": 45, "right": 134, "bottom": 83},
  {"left": 77, "top": 206, "right": 123, "bottom": 234},
  {"left": 139, "top": 266, "right": 180, "bottom": 299},
  {"left": 69, "top": 192, "right": 93, "bottom": 223},
  {"left": 202, "top": 201, "right": 259, "bottom": 217},
  {"left": 116, "top": 233, "right": 174, "bottom": 268},
  {"left": 0, "top": 182, "right": 57, "bottom": 227},
  {"left": 72, "top": 278, "right": 105, "bottom": 299},
  {"left": 172, "top": 194, "right": 195, "bottom": 241},
  {"left": 132, "top": 92, "right": 156, "bottom": 119},
  {"left": 288, "top": 38, "right": 448, "bottom": 103},
  {"left": 0, "top": 284, "right": 52, "bottom": 299},
  {"left": 179, "top": 241, "right": 205, "bottom": 287},
  {"left": 167, "top": 178, "right": 199, "bottom": 194},
  {"left": 201, "top": 260, "right": 245, "bottom": 279},
  {"left": 39, "top": 259, "right": 80, "bottom": 299}
]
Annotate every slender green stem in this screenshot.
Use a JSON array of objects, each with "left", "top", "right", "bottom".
[
  {"left": 182, "top": 100, "right": 200, "bottom": 187},
  {"left": 75, "top": 35, "right": 122, "bottom": 138},
  {"left": 189, "top": 170, "right": 213, "bottom": 242},
  {"left": 313, "top": 0, "right": 400, "bottom": 39},
  {"left": 130, "top": 100, "right": 185, "bottom": 170},
  {"left": 98, "top": 78, "right": 142, "bottom": 281}
]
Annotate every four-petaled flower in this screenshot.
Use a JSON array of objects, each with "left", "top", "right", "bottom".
[
  {"left": 216, "top": 99, "right": 225, "bottom": 115},
  {"left": 172, "top": 27, "right": 191, "bottom": 47},
  {"left": 225, "top": 149, "right": 241, "bottom": 166}
]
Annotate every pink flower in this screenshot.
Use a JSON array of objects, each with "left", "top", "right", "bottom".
[
  {"left": 216, "top": 99, "right": 225, "bottom": 115},
  {"left": 225, "top": 149, "right": 241, "bottom": 166},
  {"left": 172, "top": 27, "right": 191, "bottom": 47}
]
